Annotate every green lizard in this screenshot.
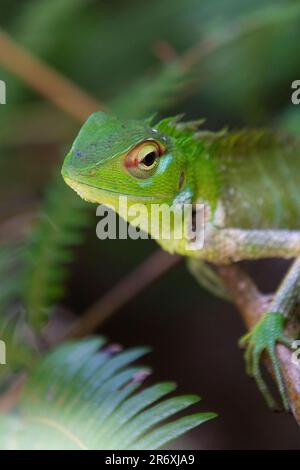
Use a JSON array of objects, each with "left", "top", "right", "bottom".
[{"left": 62, "top": 112, "right": 300, "bottom": 410}]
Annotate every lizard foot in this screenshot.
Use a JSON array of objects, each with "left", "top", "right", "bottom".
[{"left": 239, "top": 312, "right": 293, "bottom": 411}]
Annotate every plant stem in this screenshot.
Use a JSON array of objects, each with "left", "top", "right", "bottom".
[
  {"left": 0, "top": 29, "right": 103, "bottom": 121},
  {"left": 67, "top": 250, "right": 181, "bottom": 339},
  {"left": 217, "top": 264, "right": 300, "bottom": 425}
]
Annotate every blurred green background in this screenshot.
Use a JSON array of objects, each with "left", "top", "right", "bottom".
[{"left": 0, "top": 0, "right": 300, "bottom": 449}]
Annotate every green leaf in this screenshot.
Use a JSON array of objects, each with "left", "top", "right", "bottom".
[
  {"left": 0, "top": 338, "right": 216, "bottom": 450},
  {"left": 129, "top": 412, "right": 216, "bottom": 450},
  {"left": 0, "top": 244, "right": 36, "bottom": 381},
  {"left": 0, "top": 243, "right": 23, "bottom": 310}
]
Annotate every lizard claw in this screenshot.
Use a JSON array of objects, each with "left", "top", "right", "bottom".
[{"left": 239, "top": 312, "right": 293, "bottom": 411}]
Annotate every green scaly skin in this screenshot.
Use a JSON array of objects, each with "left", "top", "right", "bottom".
[{"left": 62, "top": 112, "right": 300, "bottom": 410}]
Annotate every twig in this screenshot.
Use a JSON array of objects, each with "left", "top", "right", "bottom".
[
  {"left": 0, "top": 209, "right": 37, "bottom": 244},
  {"left": 0, "top": 373, "right": 27, "bottom": 413},
  {"left": 1, "top": 5, "right": 297, "bottom": 124},
  {"left": 0, "top": 29, "right": 103, "bottom": 121},
  {"left": 152, "top": 40, "right": 178, "bottom": 63},
  {"left": 68, "top": 250, "right": 182, "bottom": 338},
  {"left": 216, "top": 264, "right": 300, "bottom": 425}
]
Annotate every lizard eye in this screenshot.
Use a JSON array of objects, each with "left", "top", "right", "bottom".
[{"left": 124, "top": 141, "right": 164, "bottom": 178}]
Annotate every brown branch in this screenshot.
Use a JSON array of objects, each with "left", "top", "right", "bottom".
[
  {"left": 0, "top": 29, "right": 103, "bottom": 121},
  {"left": 216, "top": 264, "right": 300, "bottom": 425},
  {"left": 152, "top": 40, "right": 178, "bottom": 63},
  {"left": 67, "top": 250, "right": 182, "bottom": 338},
  {"left": 0, "top": 8, "right": 290, "bottom": 124},
  {"left": 0, "top": 208, "right": 37, "bottom": 244}
]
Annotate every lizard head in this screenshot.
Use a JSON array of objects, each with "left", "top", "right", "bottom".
[
  {"left": 61, "top": 112, "right": 213, "bottom": 252},
  {"left": 61, "top": 112, "right": 188, "bottom": 209}
]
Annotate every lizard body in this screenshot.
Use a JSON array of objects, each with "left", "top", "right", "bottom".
[{"left": 62, "top": 112, "right": 300, "bottom": 409}]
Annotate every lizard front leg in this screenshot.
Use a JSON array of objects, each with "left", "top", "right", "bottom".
[
  {"left": 240, "top": 256, "right": 300, "bottom": 410},
  {"left": 197, "top": 227, "right": 300, "bottom": 263},
  {"left": 186, "top": 225, "right": 300, "bottom": 305},
  {"left": 194, "top": 228, "right": 300, "bottom": 409}
]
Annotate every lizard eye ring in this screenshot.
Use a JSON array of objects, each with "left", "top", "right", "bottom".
[{"left": 124, "top": 140, "right": 165, "bottom": 178}]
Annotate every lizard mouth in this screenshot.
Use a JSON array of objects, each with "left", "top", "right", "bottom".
[{"left": 64, "top": 176, "right": 170, "bottom": 203}]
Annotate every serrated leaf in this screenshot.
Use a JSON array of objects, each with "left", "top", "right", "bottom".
[{"left": 0, "top": 338, "right": 216, "bottom": 450}]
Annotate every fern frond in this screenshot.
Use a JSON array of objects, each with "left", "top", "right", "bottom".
[
  {"left": 22, "top": 173, "right": 91, "bottom": 329},
  {"left": 0, "top": 243, "right": 23, "bottom": 310},
  {"left": 0, "top": 315, "right": 36, "bottom": 377},
  {"left": 0, "top": 338, "right": 216, "bottom": 450},
  {"left": 0, "top": 243, "right": 36, "bottom": 380}
]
